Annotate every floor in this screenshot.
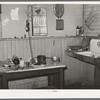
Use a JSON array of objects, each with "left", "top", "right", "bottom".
[{"left": 65, "top": 83, "right": 94, "bottom": 89}]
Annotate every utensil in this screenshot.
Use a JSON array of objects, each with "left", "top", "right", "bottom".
[{"left": 34, "top": 55, "right": 47, "bottom": 65}]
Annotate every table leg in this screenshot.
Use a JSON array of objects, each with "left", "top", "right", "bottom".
[
  {"left": 2, "top": 76, "right": 8, "bottom": 89},
  {"left": 48, "top": 74, "right": 58, "bottom": 89},
  {"left": 48, "top": 75, "right": 53, "bottom": 86},
  {"left": 94, "top": 66, "right": 100, "bottom": 89},
  {"left": 58, "top": 69, "right": 64, "bottom": 89},
  {"left": 53, "top": 73, "right": 59, "bottom": 88}
]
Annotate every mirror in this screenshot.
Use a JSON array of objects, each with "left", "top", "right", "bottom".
[{"left": 53, "top": 4, "right": 64, "bottom": 19}]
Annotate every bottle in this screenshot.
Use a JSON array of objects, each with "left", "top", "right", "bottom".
[
  {"left": 79, "top": 26, "right": 84, "bottom": 36},
  {"left": 76, "top": 26, "right": 80, "bottom": 36}
]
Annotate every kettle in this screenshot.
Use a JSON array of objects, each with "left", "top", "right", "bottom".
[{"left": 34, "top": 55, "right": 47, "bottom": 65}]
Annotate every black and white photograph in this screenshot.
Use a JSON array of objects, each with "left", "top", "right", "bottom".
[{"left": 0, "top": 1, "right": 100, "bottom": 91}]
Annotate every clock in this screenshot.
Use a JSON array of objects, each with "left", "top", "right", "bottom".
[{"left": 53, "top": 4, "right": 64, "bottom": 19}]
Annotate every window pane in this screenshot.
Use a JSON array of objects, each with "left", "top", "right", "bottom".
[
  {"left": 41, "top": 16, "right": 46, "bottom": 26},
  {"left": 33, "top": 16, "right": 46, "bottom": 27},
  {"left": 34, "top": 27, "right": 39, "bottom": 33},
  {"left": 32, "top": 6, "right": 47, "bottom": 36},
  {"left": 40, "top": 26, "right": 47, "bottom": 33}
]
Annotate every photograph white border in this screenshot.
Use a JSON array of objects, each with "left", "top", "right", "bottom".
[{"left": 0, "top": 1, "right": 100, "bottom": 98}]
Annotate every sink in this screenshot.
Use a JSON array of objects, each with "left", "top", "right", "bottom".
[
  {"left": 76, "top": 39, "right": 100, "bottom": 58},
  {"left": 76, "top": 51, "right": 94, "bottom": 57}
]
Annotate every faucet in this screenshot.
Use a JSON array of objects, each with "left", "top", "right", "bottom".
[{"left": 97, "top": 42, "right": 100, "bottom": 47}]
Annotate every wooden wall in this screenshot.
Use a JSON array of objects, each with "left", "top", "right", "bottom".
[
  {"left": 83, "top": 4, "right": 100, "bottom": 36},
  {"left": 82, "top": 4, "right": 100, "bottom": 87},
  {"left": 0, "top": 36, "right": 95, "bottom": 87},
  {"left": 0, "top": 36, "right": 82, "bottom": 61}
]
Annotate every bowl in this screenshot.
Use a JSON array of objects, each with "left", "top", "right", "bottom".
[
  {"left": 69, "top": 46, "right": 82, "bottom": 51},
  {"left": 51, "top": 56, "right": 60, "bottom": 62}
]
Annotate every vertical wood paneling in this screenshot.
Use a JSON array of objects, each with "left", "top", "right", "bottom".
[
  {"left": 75, "top": 59, "right": 84, "bottom": 83},
  {"left": 0, "top": 41, "right": 3, "bottom": 60},
  {"left": 11, "top": 40, "right": 16, "bottom": 57},
  {"left": 19, "top": 39, "right": 24, "bottom": 59},
  {"left": 68, "top": 37, "right": 84, "bottom": 84},
  {"left": 0, "top": 36, "right": 95, "bottom": 86},
  {"left": 43, "top": 38, "right": 47, "bottom": 56},
  {"left": 56, "top": 38, "right": 62, "bottom": 59},
  {"left": 1, "top": 40, "right": 4, "bottom": 60},
  {"left": 51, "top": 38, "right": 62, "bottom": 58},
  {"left": 64, "top": 37, "right": 87, "bottom": 85},
  {"left": 32, "top": 39, "right": 36, "bottom": 58},
  {"left": 15, "top": 39, "right": 20, "bottom": 58},
  {"left": 34, "top": 39, "right": 41, "bottom": 57},
  {"left": 61, "top": 38, "right": 66, "bottom": 63},
  {"left": 39, "top": 39, "right": 43, "bottom": 55},
  {"left": 26, "top": 39, "right": 31, "bottom": 59},
  {"left": 7, "top": 40, "right": 12, "bottom": 59},
  {"left": 83, "top": 62, "right": 94, "bottom": 86},
  {"left": 45, "top": 38, "right": 52, "bottom": 57},
  {"left": 23, "top": 39, "right": 28, "bottom": 59},
  {"left": 41, "top": 39, "right": 45, "bottom": 55},
  {"left": 64, "top": 38, "right": 71, "bottom": 84},
  {"left": 3, "top": 40, "right": 8, "bottom": 60}
]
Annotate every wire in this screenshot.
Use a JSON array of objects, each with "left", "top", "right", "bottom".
[{"left": 26, "top": 5, "right": 34, "bottom": 64}]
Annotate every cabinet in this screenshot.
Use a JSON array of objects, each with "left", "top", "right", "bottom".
[{"left": 67, "top": 51, "right": 95, "bottom": 88}]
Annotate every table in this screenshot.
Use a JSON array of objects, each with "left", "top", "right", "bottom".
[{"left": 0, "top": 64, "right": 66, "bottom": 89}]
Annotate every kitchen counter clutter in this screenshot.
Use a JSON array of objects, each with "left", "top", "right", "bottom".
[
  {"left": 0, "top": 61, "right": 66, "bottom": 89},
  {"left": 0, "top": 55, "right": 66, "bottom": 73},
  {"left": 0, "top": 52, "right": 67, "bottom": 89},
  {"left": 0, "top": 62, "right": 66, "bottom": 73}
]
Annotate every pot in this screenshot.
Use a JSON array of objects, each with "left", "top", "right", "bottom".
[{"left": 34, "top": 55, "right": 47, "bottom": 65}]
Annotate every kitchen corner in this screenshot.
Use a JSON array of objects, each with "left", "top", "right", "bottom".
[{"left": 66, "top": 37, "right": 100, "bottom": 89}]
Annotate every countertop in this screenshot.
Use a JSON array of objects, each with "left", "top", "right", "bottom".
[
  {"left": 66, "top": 50, "right": 100, "bottom": 66},
  {"left": 0, "top": 63, "right": 66, "bottom": 74}
]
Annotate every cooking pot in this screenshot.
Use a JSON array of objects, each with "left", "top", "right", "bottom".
[{"left": 34, "top": 55, "right": 47, "bottom": 65}]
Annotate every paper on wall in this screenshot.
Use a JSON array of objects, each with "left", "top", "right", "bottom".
[{"left": 10, "top": 7, "right": 19, "bottom": 20}]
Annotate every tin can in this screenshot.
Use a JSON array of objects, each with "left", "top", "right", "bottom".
[{"left": 26, "top": 62, "right": 30, "bottom": 68}]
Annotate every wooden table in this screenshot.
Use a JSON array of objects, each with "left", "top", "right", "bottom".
[
  {"left": 0, "top": 64, "right": 66, "bottom": 89},
  {"left": 67, "top": 50, "right": 100, "bottom": 88}
]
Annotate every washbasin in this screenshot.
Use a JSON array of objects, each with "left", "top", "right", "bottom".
[
  {"left": 76, "top": 39, "right": 100, "bottom": 58},
  {"left": 76, "top": 51, "right": 94, "bottom": 57}
]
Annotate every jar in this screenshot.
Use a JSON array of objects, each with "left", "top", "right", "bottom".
[{"left": 76, "top": 26, "right": 80, "bottom": 36}]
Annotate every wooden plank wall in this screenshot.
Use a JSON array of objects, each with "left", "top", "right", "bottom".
[
  {"left": 83, "top": 4, "right": 100, "bottom": 36},
  {"left": 0, "top": 36, "right": 94, "bottom": 86},
  {"left": 0, "top": 36, "right": 82, "bottom": 61}
]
